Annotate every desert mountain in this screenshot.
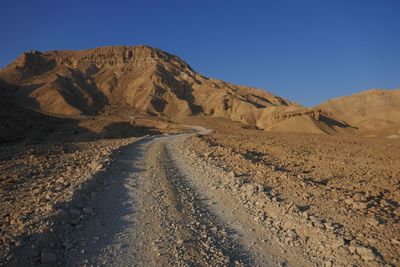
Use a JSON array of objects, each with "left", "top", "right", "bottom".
[
  {"left": 0, "top": 46, "right": 289, "bottom": 119},
  {"left": 318, "top": 89, "right": 400, "bottom": 137},
  {"left": 0, "top": 46, "right": 361, "bottom": 135}
]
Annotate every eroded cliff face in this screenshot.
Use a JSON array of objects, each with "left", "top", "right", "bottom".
[
  {"left": 0, "top": 45, "right": 356, "bottom": 134},
  {"left": 0, "top": 46, "right": 290, "bottom": 117}
]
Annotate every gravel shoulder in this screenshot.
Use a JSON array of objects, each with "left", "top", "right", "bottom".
[{"left": 182, "top": 128, "right": 400, "bottom": 267}]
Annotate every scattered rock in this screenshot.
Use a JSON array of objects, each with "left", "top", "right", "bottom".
[
  {"left": 332, "top": 237, "right": 345, "bottom": 249},
  {"left": 391, "top": 239, "right": 400, "bottom": 245},
  {"left": 356, "top": 246, "right": 376, "bottom": 261},
  {"left": 367, "top": 216, "right": 380, "bottom": 226},
  {"left": 352, "top": 202, "right": 367, "bottom": 210},
  {"left": 228, "top": 171, "right": 236, "bottom": 178},
  {"left": 348, "top": 245, "right": 356, "bottom": 254},
  {"left": 56, "top": 177, "right": 65, "bottom": 184}
]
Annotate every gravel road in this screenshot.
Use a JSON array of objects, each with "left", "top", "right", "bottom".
[
  {"left": 3, "top": 127, "right": 395, "bottom": 267},
  {"left": 56, "top": 129, "right": 304, "bottom": 267}
]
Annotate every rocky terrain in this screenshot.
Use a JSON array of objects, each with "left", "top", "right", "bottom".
[
  {"left": 1, "top": 45, "right": 400, "bottom": 267},
  {"left": 0, "top": 137, "right": 138, "bottom": 265},
  {"left": 3, "top": 124, "right": 398, "bottom": 266},
  {"left": 180, "top": 123, "right": 400, "bottom": 266}
]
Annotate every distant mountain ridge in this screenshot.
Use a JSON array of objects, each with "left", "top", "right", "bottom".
[{"left": 1, "top": 45, "right": 398, "bottom": 136}]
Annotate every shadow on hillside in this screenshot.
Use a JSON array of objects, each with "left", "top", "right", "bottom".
[
  {"left": 101, "top": 122, "right": 162, "bottom": 138},
  {"left": 319, "top": 115, "right": 357, "bottom": 129},
  {"left": 0, "top": 79, "right": 162, "bottom": 144},
  {"left": 0, "top": 101, "right": 162, "bottom": 144}
]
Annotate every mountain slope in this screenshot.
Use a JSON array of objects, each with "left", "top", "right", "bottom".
[
  {"left": 0, "top": 45, "right": 352, "bottom": 134},
  {"left": 318, "top": 89, "right": 400, "bottom": 135},
  {"left": 0, "top": 46, "right": 290, "bottom": 119}
]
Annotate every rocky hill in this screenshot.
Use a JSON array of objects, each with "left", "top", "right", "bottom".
[
  {"left": 1, "top": 45, "right": 390, "bottom": 137},
  {"left": 318, "top": 89, "right": 400, "bottom": 137},
  {"left": 0, "top": 46, "right": 350, "bottom": 134},
  {"left": 0, "top": 46, "right": 289, "bottom": 119}
]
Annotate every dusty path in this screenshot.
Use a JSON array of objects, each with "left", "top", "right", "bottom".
[{"left": 60, "top": 131, "right": 305, "bottom": 267}]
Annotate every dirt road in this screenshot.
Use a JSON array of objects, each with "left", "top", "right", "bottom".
[
  {"left": 2, "top": 125, "right": 397, "bottom": 267},
  {"left": 58, "top": 130, "right": 308, "bottom": 267}
]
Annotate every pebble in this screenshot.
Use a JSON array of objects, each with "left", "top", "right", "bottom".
[
  {"left": 56, "top": 177, "right": 65, "bottom": 184},
  {"left": 344, "top": 198, "right": 354, "bottom": 205},
  {"left": 391, "top": 239, "right": 400, "bottom": 245},
  {"left": 352, "top": 202, "right": 367, "bottom": 210}
]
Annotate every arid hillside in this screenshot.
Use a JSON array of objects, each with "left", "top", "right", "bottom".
[
  {"left": 319, "top": 89, "right": 400, "bottom": 137},
  {"left": 0, "top": 46, "right": 354, "bottom": 136}
]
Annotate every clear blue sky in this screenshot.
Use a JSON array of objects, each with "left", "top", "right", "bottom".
[{"left": 1, "top": 0, "right": 399, "bottom": 106}]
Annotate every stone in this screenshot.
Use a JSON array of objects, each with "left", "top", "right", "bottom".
[
  {"left": 391, "top": 239, "right": 400, "bottom": 245},
  {"left": 204, "top": 152, "right": 212, "bottom": 158},
  {"left": 367, "top": 217, "right": 379, "bottom": 226},
  {"left": 176, "top": 238, "right": 184, "bottom": 246},
  {"left": 352, "top": 202, "right": 367, "bottom": 210},
  {"left": 44, "top": 203, "right": 53, "bottom": 212},
  {"left": 90, "top": 161, "right": 102, "bottom": 172},
  {"left": 254, "top": 183, "right": 264, "bottom": 192},
  {"left": 353, "top": 193, "right": 364, "bottom": 201},
  {"left": 344, "top": 198, "right": 354, "bottom": 205},
  {"left": 40, "top": 252, "right": 57, "bottom": 263},
  {"left": 356, "top": 246, "right": 376, "bottom": 261},
  {"left": 56, "top": 177, "right": 65, "bottom": 184},
  {"left": 348, "top": 245, "right": 356, "bottom": 254},
  {"left": 332, "top": 237, "right": 345, "bottom": 249}
]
